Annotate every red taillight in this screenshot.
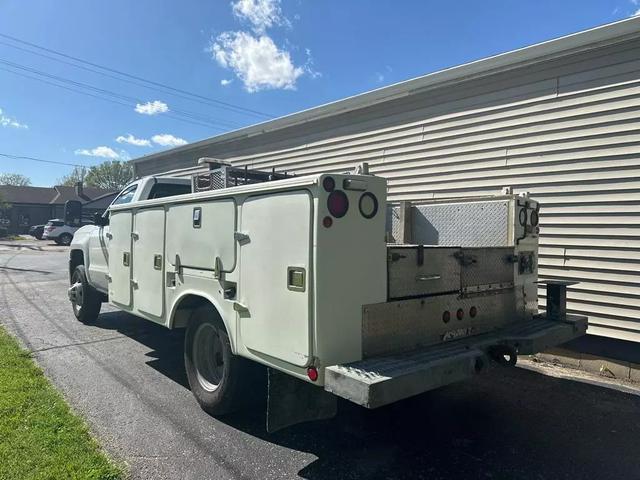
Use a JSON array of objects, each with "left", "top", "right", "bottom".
[
  {"left": 327, "top": 190, "right": 349, "bottom": 218},
  {"left": 442, "top": 311, "right": 451, "bottom": 323},
  {"left": 322, "top": 216, "right": 333, "bottom": 228},
  {"left": 307, "top": 367, "right": 318, "bottom": 382},
  {"left": 322, "top": 176, "right": 335, "bottom": 192}
]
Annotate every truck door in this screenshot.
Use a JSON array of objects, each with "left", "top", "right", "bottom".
[
  {"left": 108, "top": 210, "right": 132, "bottom": 309},
  {"left": 132, "top": 208, "right": 166, "bottom": 319},
  {"left": 239, "top": 190, "right": 312, "bottom": 367}
]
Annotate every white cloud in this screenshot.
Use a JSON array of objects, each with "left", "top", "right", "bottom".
[
  {"left": 633, "top": 8, "right": 640, "bottom": 15},
  {"left": 211, "top": 31, "right": 304, "bottom": 92},
  {"left": 151, "top": 134, "right": 188, "bottom": 147},
  {"left": 134, "top": 100, "right": 169, "bottom": 116},
  {"left": 220, "top": 79, "right": 233, "bottom": 86},
  {"left": 116, "top": 134, "right": 151, "bottom": 147},
  {"left": 0, "top": 108, "right": 28, "bottom": 129},
  {"left": 232, "top": 0, "right": 286, "bottom": 33},
  {"left": 74, "top": 146, "right": 123, "bottom": 159}
]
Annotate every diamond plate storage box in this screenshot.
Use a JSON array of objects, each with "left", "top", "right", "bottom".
[{"left": 387, "top": 198, "right": 524, "bottom": 247}]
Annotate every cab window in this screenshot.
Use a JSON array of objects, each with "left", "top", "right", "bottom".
[
  {"left": 112, "top": 183, "right": 138, "bottom": 205},
  {"left": 148, "top": 183, "right": 191, "bottom": 199}
]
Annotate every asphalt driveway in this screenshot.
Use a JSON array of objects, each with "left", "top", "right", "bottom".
[{"left": 1, "top": 240, "right": 639, "bottom": 480}]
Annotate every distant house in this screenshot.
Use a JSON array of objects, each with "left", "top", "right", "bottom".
[{"left": 0, "top": 182, "right": 118, "bottom": 234}]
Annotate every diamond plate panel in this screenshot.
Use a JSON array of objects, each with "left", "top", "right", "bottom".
[{"left": 412, "top": 200, "right": 510, "bottom": 247}]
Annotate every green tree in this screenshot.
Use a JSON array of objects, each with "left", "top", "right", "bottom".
[
  {"left": 57, "top": 161, "right": 132, "bottom": 190},
  {"left": 0, "top": 173, "right": 31, "bottom": 186},
  {"left": 57, "top": 166, "right": 87, "bottom": 186},
  {"left": 84, "top": 161, "right": 133, "bottom": 190}
]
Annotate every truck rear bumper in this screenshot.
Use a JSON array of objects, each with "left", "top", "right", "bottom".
[{"left": 324, "top": 314, "right": 587, "bottom": 409}]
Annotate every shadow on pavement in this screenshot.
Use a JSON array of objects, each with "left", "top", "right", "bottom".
[
  {"left": 92, "top": 311, "right": 189, "bottom": 389},
  {"left": 90, "top": 310, "right": 640, "bottom": 480}
]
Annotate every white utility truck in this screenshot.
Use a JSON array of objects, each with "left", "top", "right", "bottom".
[{"left": 68, "top": 161, "right": 587, "bottom": 431}]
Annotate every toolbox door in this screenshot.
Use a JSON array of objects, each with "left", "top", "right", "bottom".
[
  {"left": 132, "top": 208, "right": 166, "bottom": 319},
  {"left": 107, "top": 210, "right": 133, "bottom": 309},
  {"left": 239, "top": 190, "right": 312, "bottom": 367}
]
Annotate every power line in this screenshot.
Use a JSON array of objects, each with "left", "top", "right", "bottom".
[
  {"left": 0, "top": 65, "right": 222, "bottom": 130},
  {"left": 0, "top": 57, "right": 244, "bottom": 130},
  {"left": 0, "top": 152, "right": 87, "bottom": 168},
  {"left": 0, "top": 32, "right": 273, "bottom": 120}
]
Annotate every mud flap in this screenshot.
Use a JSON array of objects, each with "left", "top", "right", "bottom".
[{"left": 266, "top": 368, "right": 337, "bottom": 433}]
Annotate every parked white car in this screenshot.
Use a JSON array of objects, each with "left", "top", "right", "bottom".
[{"left": 43, "top": 219, "right": 81, "bottom": 245}]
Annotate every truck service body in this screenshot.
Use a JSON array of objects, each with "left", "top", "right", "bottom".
[{"left": 68, "top": 163, "right": 587, "bottom": 430}]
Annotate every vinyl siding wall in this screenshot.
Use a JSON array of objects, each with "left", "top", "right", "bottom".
[{"left": 136, "top": 36, "right": 640, "bottom": 342}]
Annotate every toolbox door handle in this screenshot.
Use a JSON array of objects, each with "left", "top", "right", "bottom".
[{"left": 415, "top": 274, "right": 441, "bottom": 282}]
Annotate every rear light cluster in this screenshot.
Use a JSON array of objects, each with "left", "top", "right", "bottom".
[
  {"left": 518, "top": 204, "right": 540, "bottom": 227},
  {"left": 442, "top": 306, "right": 478, "bottom": 323},
  {"left": 322, "top": 176, "right": 378, "bottom": 227}
]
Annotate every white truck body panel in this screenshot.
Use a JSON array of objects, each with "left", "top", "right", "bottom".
[
  {"left": 239, "top": 190, "right": 313, "bottom": 367},
  {"left": 165, "top": 200, "right": 236, "bottom": 273}
]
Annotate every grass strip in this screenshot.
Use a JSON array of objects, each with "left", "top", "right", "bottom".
[{"left": 0, "top": 327, "right": 124, "bottom": 480}]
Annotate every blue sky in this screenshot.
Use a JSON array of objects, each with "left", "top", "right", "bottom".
[{"left": 0, "top": 0, "right": 638, "bottom": 186}]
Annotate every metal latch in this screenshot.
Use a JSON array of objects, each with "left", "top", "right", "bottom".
[
  {"left": 213, "top": 256, "right": 223, "bottom": 279},
  {"left": 153, "top": 254, "right": 162, "bottom": 270},
  {"left": 233, "top": 301, "right": 249, "bottom": 313},
  {"left": 234, "top": 231, "right": 250, "bottom": 245},
  {"left": 131, "top": 279, "right": 139, "bottom": 289},
  {"left": 105, "top": 232, "right": 113, "bottom": 240},
  {"left": 131, "top": 232, "right": 139, "bottom": 240},
  {"left": 123, "top": 252, "right": 130, "bottom": 266}
]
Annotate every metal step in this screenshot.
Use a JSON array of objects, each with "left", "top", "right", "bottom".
[{"left": 324, "top": 314, "right": 587, "bottom": 409}]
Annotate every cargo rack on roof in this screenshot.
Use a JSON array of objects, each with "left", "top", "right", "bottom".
[{"left": 191, "top": 157, "right": 292, "bottom": 192}]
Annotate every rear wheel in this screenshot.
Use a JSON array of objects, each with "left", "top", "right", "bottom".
[
  {"left": 69, "top": 265, "right": 101, "bottom": 323},
  {"left": 58, "top": 233, "right": 73, "bottom": 246},
  {"left": 184, "top": 306, "right": 251, "bottom": 416}
]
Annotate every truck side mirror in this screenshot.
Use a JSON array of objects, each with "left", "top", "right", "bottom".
[{"left": 94, "top": 212, "right": 109, "bottom": 227}]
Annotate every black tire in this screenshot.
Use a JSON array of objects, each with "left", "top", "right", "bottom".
[
  {"left": 70, "top": 265, "right": 102, "bottom": 323},
  {"left": 58, "top": 233, "right": 73, "bottom": 246},
  {"left": 184, "top": 306, "right": 251, "bottom": 416}
]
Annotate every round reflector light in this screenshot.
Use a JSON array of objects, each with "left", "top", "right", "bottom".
[
  {"left": 307, "top": 367, "right": 318, "bottom": 382},
  {"left": 442, "top": 311, "right": 451, "bottom": 323},
  {"left": 469, "top": 306, "right": 477, "bottom": 318},
  {"left": 322, "top": 176, "right": 335, "bottom": 192},
  {"left": 327, "top": 190, "right": 349, "bottom": 218},
  {"left": 530, "top": 209, "right": 539, "bottom": 227},
  {"left": 456, "top": 308, "right": 464, "bottom": 321},
  {"left": 322, "top": 216, "right": 333, "bottom": 228},
  {"left": 359, "top": 192, "right": 379, "bottom": 219},
  {"left": 519, "top": 208, "right": 527, "bottom": 226}
]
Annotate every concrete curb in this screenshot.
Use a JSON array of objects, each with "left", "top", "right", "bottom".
[{"left": 533, "top": 348, "right": 640, "bottom": 383}]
